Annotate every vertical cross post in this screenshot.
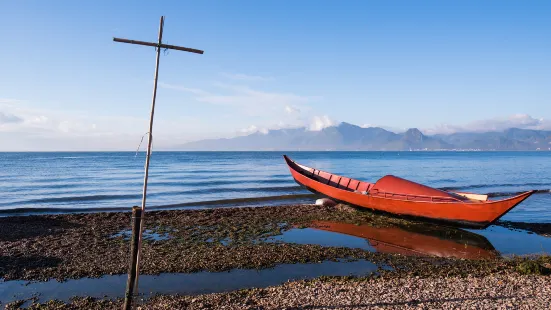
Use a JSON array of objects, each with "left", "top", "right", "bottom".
[{"left": 114, "top": 16, "right": 204, "bottom": 309}]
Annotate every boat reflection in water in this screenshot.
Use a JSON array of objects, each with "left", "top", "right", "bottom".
[{"left": 310, "top": 220, "right": 498, "bottom": 260}]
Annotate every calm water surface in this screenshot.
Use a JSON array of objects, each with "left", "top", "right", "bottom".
[
  {"left": 1, "top": 152, "right": 550, "bottom": 222},
  {"left": 0, "top": 260, "right": 380, "bottom": 304}
]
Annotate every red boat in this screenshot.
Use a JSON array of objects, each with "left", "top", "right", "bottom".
[
  {"left": 283, "top": 155, "right": 534, "bottom": 228},
  {"left": 311, "top": 221, "right": 497, "bottom": 259}
]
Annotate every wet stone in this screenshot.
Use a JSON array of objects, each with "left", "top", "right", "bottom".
[{"left": 111, "top": 227, "right": 174, "bottom": 242}]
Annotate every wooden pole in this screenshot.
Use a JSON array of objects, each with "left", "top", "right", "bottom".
[
  {"left": 123, "top": 206, "right": 142, "bottom": 310},
  {"left": 133, "top": 15, "right": 164, "bottom": 296},
  {"left": 113, "top": 16, "right": 203, "bottom": 308}
]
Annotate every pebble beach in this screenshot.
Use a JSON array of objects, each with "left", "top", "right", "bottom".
[
  {"left": 1, "top": 204, "right": 550, "bottom": 309},
  {"left": 137, "top": 273, "right": 551, "bottom": 309}
]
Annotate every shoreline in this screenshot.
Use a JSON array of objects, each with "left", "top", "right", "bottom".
[{"left": 0, "top": 194, "right": 316, "bottom": 217}]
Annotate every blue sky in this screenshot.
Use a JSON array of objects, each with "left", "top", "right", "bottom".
[{"left": 0, "top": 1, "right": 550, "bottom": 150}]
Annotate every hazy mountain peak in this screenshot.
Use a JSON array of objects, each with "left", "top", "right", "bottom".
[
  {"left": 404, "top": 128, "right": 423, "bottom": 134},
  {"left": 403, "top": 128, "right": 425, "bottom": 141},
  {"left": 338, "top": 122, "right": 360, "bottom": 128}
]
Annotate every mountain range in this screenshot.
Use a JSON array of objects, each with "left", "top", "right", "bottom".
[{"left": 178, "top": 123, "right": 551, "bottom": 151}]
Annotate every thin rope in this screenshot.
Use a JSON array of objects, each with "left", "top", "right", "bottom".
[
  {"left": 135, "top": 132, "right": 149, "bottom": 158},
  {"left": 143, "top": 135, "right": 154, "bottom": 168}
]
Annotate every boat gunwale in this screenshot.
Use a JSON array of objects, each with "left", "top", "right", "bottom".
[{"left": 284, "top": 155, "right": 535, "bottom": 206}]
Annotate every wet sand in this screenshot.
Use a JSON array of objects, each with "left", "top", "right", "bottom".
[{"left": 1, "top": 204, "right": 550, "bottom": 308}]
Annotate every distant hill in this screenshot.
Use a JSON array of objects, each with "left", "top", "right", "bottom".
[{"left": 178, "top": 123, "right": 551, "bottom": 151}]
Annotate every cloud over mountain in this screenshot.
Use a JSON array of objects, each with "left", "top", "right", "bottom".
[
  {"left": 309, "top": 115, "right": 338, "bottom": 131},
  {"left": 424, "top": 114, "right": 551, "bottom": 135},
  {"left": 2, "top": 93, "right": 550, "bottom": 152}
]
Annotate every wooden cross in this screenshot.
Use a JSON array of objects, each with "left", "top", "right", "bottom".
[{"left": 114, "top": 16, "right": 203, "bottom": 309}]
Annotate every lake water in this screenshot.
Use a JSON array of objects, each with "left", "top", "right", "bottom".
[{"left": 1, "top": 151, "right": 550, "bottom": 222}]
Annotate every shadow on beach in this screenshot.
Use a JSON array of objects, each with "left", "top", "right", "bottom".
[
  {"left": 0, "top": 216, "right": 82, "bottom": 242},
  {"left": 0, "top": 255, "right": 63, "bottom": 280}
]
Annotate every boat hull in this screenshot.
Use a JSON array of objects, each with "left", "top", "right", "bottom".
[{"left": 284, "top": 155, "right": 534, "bottom": 229}]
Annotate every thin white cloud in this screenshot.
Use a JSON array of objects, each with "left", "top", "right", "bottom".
[
  {"left": 0, "top": 103, "right": 106, "bottom": 136},
  {"left": 308, "top": 115, "right": 338, "bottom": 131},
  {"left": 0, "top": 77, "right": 322, "bottom": 150},
  {"left": 239, "top": 125, "right": 259, "bottom": 135},
  {"left": 159, "top": 81, "right": 320, "bottom": 116},
  {"left": 158, "top": 82, "right": 210, "bottom": 96},
  {"left": 0, "top": 100, "right": 220, "bottom": 151},
  {"left": 220, "top": 72, "right": 273, "bottom": 81},
  {"left": 238, "top": 125, "right": 269, "bottom": 135},
  {"left": 284, "top": 105, "right": 300, "bottom": 114},
  {"left": 0, "top": 98, "right": 22, "bottom": 106},
  {"left": 423, "top": 114, "right": 551, "bottom": 135},
  {"left": 236, "top": 117, "right": 335, "bottom": 137}
]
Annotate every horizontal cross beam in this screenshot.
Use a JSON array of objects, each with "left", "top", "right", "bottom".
[{"left": 113, "top": 37, "right": 204, "bottom": 54}]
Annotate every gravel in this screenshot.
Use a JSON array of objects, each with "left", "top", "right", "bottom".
[
  {"left": 143, "top": 273, "right": 551, "bottom": 309},
  {"left": 7, "top": 273, "right": 550, "bottom": 309}
]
